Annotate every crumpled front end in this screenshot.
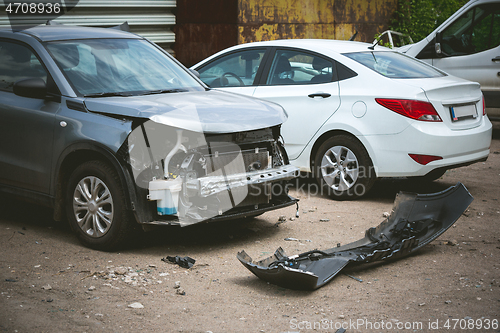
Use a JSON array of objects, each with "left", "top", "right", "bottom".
[
  {"left": 238, "top": 182, "right": 473, "bottom": 290},
  {"left": 122, "top": 120, "right": 299, "bottom": 227}
]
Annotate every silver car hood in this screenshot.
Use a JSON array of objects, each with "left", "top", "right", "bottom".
[{"left": 84, "top": 90, "right": 287, "bottom": 133}]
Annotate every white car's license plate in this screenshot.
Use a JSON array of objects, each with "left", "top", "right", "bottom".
[{"left": 450, "top": 104, "right": 477, "bottom": 121}]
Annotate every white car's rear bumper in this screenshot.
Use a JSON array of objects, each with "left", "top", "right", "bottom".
[{"left": 366, "top": 117, "right": 492, "bottom": 177}]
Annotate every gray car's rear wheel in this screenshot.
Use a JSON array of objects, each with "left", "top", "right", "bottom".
[
  {"left": 314, "top": 135, "right": 376, "bottom": 199},
  {"left": 66, "top": 160, "right": 135, "bottom": 251}
]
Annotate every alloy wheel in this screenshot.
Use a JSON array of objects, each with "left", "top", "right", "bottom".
[
  {"left": 320, "top": 145, "right": 359, "bottom": 192},
  {"left": 72, "top": 176, "right": 114, "bottom": 237}
]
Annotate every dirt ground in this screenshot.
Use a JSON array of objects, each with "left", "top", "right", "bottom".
[{"left": 1, "top": 123, "right": 499, "bottom": 333}]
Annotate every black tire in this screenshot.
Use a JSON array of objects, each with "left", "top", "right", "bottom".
[
  {"left": 314, "top": 135, "right": 376, "bottom": 199},
  {"left": 65, "top": 160, "right": 135, "bottom": 251}
]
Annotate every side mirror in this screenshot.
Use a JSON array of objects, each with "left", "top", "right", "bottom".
[
  {"left": 189, "top": 68, "right": 200, "bottom": 78},
  {"left": 435, "top": 32, "right": 442, "bottom": 56},
  {"left": 13, "top": 78, "right": 47, "bottom": 99}
]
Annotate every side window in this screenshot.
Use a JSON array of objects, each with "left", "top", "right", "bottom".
[
  {"left": 266, "top": 50, "right": 333, "bottom": 86},
  {"left": 471, "top": 7, "right": 500, "bottom": 53},
  {"left": 197, "top": 49, "right": 266, "bottom": 87},
  {"left": 0, "top": 41, "right": 47, "bottom": 92},
  {"left": 441, "top": 3, "right": 500, "bottom": 56}
]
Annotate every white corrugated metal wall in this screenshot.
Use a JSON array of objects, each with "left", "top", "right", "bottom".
[{"left": 0, "top": 0, "right": 176, "bottom": 52}]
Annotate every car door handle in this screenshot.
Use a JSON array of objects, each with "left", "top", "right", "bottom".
[
  {"left": 308, "top": 93, "right": 331, "bottom": 98},
  {"left": 492, "top": 56, "right": 500, "bottom": 62}
]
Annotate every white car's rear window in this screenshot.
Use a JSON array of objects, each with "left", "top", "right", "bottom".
[{"left": 344, "top": 51, "right": 446, "bottom": 79}]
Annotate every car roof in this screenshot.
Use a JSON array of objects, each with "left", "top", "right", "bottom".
[
  {"left": 0, "top": 25, "right": 140, "bottom": 42},
  {"left": 231, "top": 39, "right": 391, "bottom": 54}
]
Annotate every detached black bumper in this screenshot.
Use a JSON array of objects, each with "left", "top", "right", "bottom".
[{"left": 238, "top": 182, "right": 473, "bottom": 290}]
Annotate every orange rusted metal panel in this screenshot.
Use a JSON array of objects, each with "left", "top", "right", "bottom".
[
  {"left": 237, "top": 0, "right": 397, "bottom": 43},
  {"left": 238, "top": 23, "right": 336, "bottom": 44},
  {"left": 174, "top": 0, "right": 398, "bottom": 65},
  {"left": 239, "top": 0, "right": 334, "bottom": 24}
]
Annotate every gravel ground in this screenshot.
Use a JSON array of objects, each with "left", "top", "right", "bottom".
[{"left": 1, "top": 123, "right": 499, "bottom": 333}]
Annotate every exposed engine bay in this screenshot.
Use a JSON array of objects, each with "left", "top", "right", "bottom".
[{"left": 124, "top": 120, "right": 299, "bottom": 226}]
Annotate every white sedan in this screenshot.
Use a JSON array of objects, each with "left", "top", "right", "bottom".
[{"left": 192, "top": 39, "right": 492, "bottom": 199}]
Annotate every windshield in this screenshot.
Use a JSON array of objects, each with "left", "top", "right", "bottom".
[
  {"left": 344, "top": 51, "right": 446, "bottom": 78},
  {"left": 45, "top": 38, "right": 204, "bottom": 96}
]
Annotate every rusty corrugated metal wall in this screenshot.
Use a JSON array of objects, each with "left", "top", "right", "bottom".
[
  {"left": 174, "top": 0, "right": 397, "bottom": 66},
  {"left": 238, "top": 0, "right": 397, "bottom": 43}
]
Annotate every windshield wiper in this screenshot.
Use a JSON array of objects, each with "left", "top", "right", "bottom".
[
  {"left": 139, "top": 88, "right": 187, "bottom": 96},
  {"left": 84, "top": 92, "right": 134, "bottom": 98}
]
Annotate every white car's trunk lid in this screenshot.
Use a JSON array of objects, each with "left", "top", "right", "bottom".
[{"left": 396, "top": 76, "right": 483, "bottom": 130}]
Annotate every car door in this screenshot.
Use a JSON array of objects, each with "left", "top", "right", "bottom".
[
  {"left": 0, "top": 40, "right": 58, "bottom": 194},
  {"left": 253, "top": 48, "right": 341, "bottom": 160},
  {"left": 431, "top": 2, "right": 500, "bottom": 111}
]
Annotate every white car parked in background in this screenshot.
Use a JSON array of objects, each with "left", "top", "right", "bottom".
[
  {"left": 399, "top": 0, "right": 500, "bottom": 119},
  {"left": 192, "top": 39, "right": 492, "bottom": 199}
]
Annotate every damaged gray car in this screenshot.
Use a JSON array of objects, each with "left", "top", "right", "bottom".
[{"left": 0, "top": 25, "right": 299, "bottom": 250}]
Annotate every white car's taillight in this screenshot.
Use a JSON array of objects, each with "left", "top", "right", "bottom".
[
  {"left": 409, "top": 154, "right": 443, "bottom": 165},
  {"left": 482, "top": 93, "right": 486, "bottom": 116},
  {"left": 376, "top": 98, "right": 442, "bottom": 122}
]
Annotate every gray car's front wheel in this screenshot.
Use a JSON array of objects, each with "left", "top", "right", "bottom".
[
  {"left": 66, "top": 160, "right": 135, "bottom": 251},
  {"left": 314, "top": 135, "right": 376, "bottom": 199}
]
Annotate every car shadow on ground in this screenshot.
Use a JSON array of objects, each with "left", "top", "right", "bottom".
[
  {"left": 0, "top": 194, "right": 71, "bottom": 233},
  {"left": 0, "top": 194, "right": 81, "bottom": 251},
  {"left": 288, "top": 172, "right": 456, "bottom": 204},
  {"left": 492, "top": 120, "right": 500, "bottom": 140},
  {"left": 0, "top": 194, "right": 281, "bottom": 252},
  {"left": 129, "top": 215, "right": 285, "bottom": 253},
  {"left": 367, "top": 178, "right": 456, "bottom": 201}
]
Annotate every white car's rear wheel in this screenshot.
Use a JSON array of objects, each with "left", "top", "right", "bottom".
[{"left": 314, "top": 135, "right": 375, "bottom": 199}]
